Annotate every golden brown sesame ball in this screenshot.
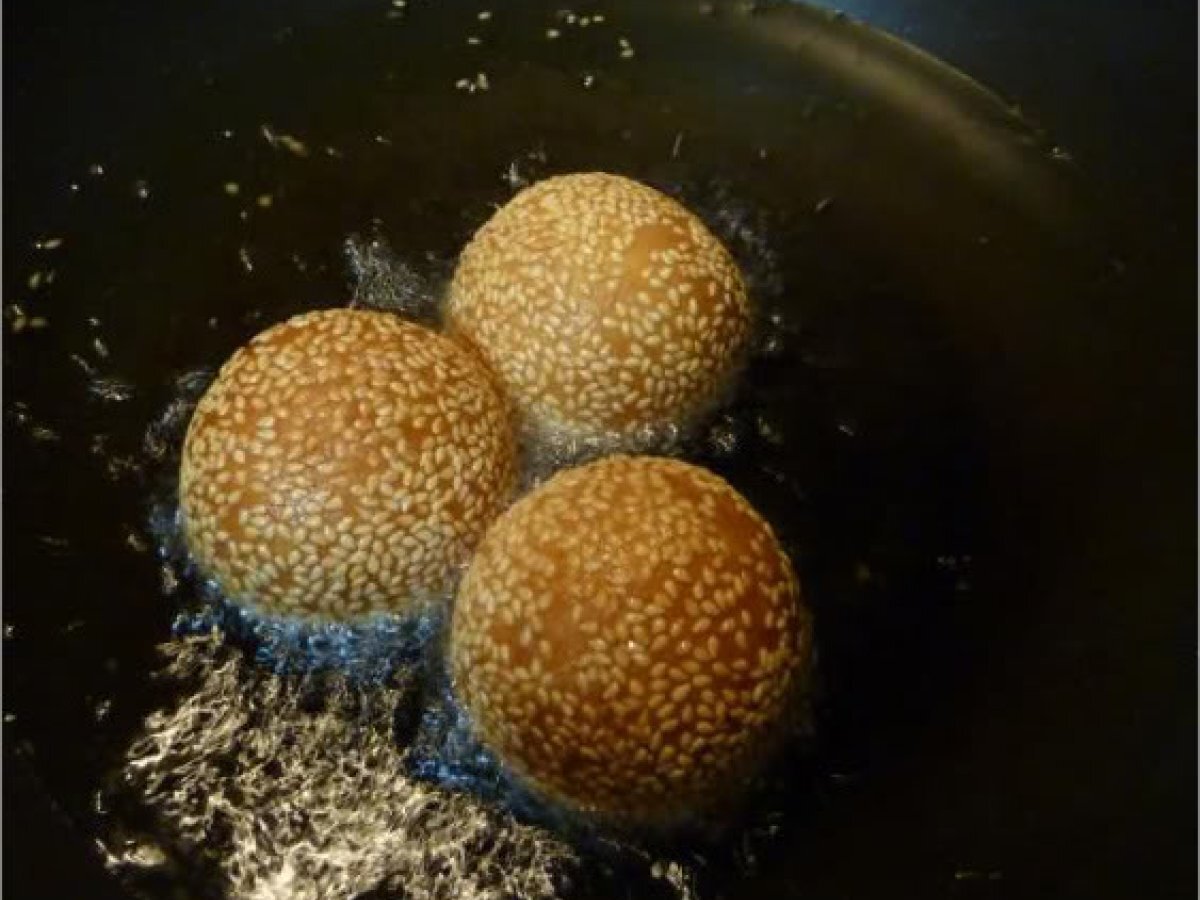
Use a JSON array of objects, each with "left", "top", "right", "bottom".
[
  {"left": 451, "top": 455, "right": 811, "bottom": 824},
  {"left": 179, "top": 308, "right": 517, "bottom": 621},
  {"left": 446, "top": 173, "right": 751, "bottom": 449}
]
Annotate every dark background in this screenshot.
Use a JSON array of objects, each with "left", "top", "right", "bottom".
[{"left": 4, "top": 1, "right": 1195, "bottom": 898}]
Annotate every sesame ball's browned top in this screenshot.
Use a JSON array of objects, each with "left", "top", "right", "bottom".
[
  {"left": 180, "top": 308, "right": 517, "bottom": 621},
  {"left": 446, "top": 173, "right": 751, "bottom": 443},
  {"left": 451, "top": 455, "right": 811, "bottom": 823}
]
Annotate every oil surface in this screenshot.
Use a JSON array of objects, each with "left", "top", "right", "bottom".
[{"left": 2, "top": 2, "right": 1026, "bottom": 898}]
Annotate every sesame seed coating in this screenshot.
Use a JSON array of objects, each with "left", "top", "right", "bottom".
[
  {"left": 179, "top": 308, "right": 517, "bottom": 621},
  {"left": 446, "top": 173, "right": 751, "bottom": 447},
  {"left": 451, "top": 455, "right": 811, "bottom": 824}
]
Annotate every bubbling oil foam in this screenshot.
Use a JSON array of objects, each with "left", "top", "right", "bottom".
[
  {"left": 113, "top": 634, "right": 578, "bottom": 900},
  {"left": 344, "top": 227, "right": 446, "bottom": 326}
]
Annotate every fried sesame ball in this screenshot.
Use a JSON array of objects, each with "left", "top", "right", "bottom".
[
  {"left": 451, "top": 455, "right": 811, "bottom": 824},
  {"left": 446, "top": 173, "right": 751, "bottom": 450},
  {"left": 179, "top": 308, "right": 517, "bottom": 621}
]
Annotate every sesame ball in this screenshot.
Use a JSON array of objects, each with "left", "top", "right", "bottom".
[
  {"left": 179, "top": 308, "right": 517, "bottom": 621},
  {"left": 451, "top": 456, "right": 811, "bottom": 824},
  {"left": 446, "top": 173, "right": 751, "bottom": 450}
]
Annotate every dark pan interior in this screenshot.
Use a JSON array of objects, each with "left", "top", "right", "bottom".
[{"left": 4, "top": 1, "right": 1194, "bottom": 898}]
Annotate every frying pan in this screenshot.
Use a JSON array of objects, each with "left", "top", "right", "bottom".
[{"left": 4, "top": 0, "right": 1194, "bottom": 898}]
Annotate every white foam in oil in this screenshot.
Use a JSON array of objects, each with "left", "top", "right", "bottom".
[{"left": 115, "top": 634, "right": 576, "bottom": 900}]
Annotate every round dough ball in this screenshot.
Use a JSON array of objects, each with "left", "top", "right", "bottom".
[
  {"left": 180, "top": 308, "right": 516, "bottom": 621},
  {"left": 451, "top": 455, "right": 811, "bottom": 824},
  {"left": 446, "top": 173, "right": 751, "bottom": 449}
]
